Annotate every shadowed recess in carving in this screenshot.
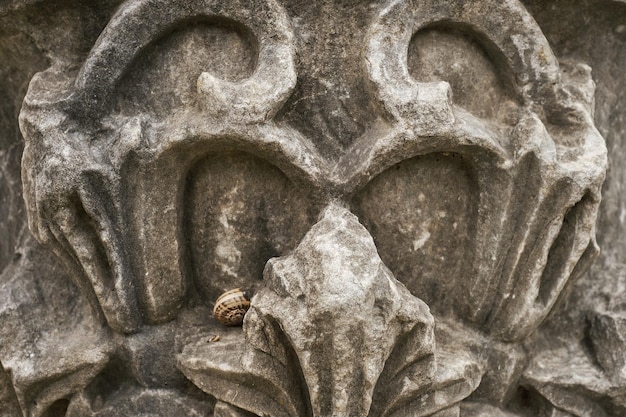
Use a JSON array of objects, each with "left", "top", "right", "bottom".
[
  {"left": 245, "top": 313, "right": 314, "bottom": 417},
  {"left": 113, "top": 18, "right": 257, "bottom": 117},
  {"left": 44, "top": 194, "right": 116, "bottom": 326},
  {"left": 408, "top": 24, "right": 520, "bottom": 125},
  {"left": 478, "top": 153, "right": 544, "bottom": 326},
  {"left": 507, "top": 385, "right": 558, "bottom": 416},
  {"left": 68, "top": 195, "right": 114, "bottom": 293},
  {"left": 64, "top": 355, "right": 216, "bottom": 415},
  {"left": 537, "top": 191, "right": 595, "bottom": 306},
  {"left": 79, "top": 357, "right": 133, "bottom": 408},
  {"left": 352, "top": 152, "right": 477, "bottom": 317},
  {"left": 0, "top": 30, "right": 48, "bottom": 274},
  {"left": 369, "top": 320, "right": 435, "bottom": 417},
  {"left": 184, "top": 151, "right": 317, "bottom": 304},
  {"left": 41, "top": 399, "right": 69, "bottom": 417}
]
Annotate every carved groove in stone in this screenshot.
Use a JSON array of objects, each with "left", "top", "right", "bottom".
[
  {"left": 365, "top": 0, "right": 561, "bottom": 129},
  {"left": 74, "top": 0, "right": 296, "bottom": 122}
]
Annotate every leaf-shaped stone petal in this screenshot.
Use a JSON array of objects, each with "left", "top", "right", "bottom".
[{"left": 252, "top": 203, "right": 435, "bottom": 416}]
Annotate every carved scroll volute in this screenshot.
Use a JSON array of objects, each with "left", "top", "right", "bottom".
[
  {"left": 74, "top": 0, "right": 296, "bottom": 124},
  {"left": 19, "top": 0, "right": 300, "bottom": 331},
  {"left": 346, "top": 0, "right": 608, "bottom": 342}
]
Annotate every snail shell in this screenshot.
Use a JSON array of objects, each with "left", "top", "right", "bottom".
[{"left": 213, "top": 288, "right": 251, "bottom": 326}]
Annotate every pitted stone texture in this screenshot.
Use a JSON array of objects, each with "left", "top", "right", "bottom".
[
  {"left": 179, "top": 329, "right": 303, "bottom": 417},
  {"left": 186, "top": 151, "right": 318, "bottom": 303}
]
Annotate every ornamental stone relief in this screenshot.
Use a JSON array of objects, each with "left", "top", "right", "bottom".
[{"left": 0, "top": 0, "right": 624, "bottom": 416}]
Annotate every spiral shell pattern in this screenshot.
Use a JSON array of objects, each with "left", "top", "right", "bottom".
[{"left": 213, "top": 288, "right": 251, "bottom": 326}]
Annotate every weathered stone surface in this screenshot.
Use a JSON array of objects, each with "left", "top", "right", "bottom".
[
  {"left": 65, "top": 387, "right": 214, "bottom": 416},
  {"left": 588, "top": 308, "right": 626, "bottom": 381},
  {"left": 0, "top": 235, "right": 114, "bottom": 417},
  {"left": 523, "top": 344, "right": 626, "bottom": 416},
  {"left": 179, "top": 205, "right": 439, "bottom": 416},
  {"left": 436, "top": 319, "right": 526, "bottom": 406},
  {"left": 0, "top": 0, "right": 624, "bottom": 415},
  {"left": 431, "top": 407, "right": 460, "bottom": 417},
  {"left": 252, "top": 205, "right": 435, "bottom": 416},
  {"left": 460, "top": 402, "right": 520, "bottom": 417},
  {"left": 213, "top": 401, "right": 258, "bottom": 417},
  {"left": 0, "top": 362, "right": 22, "bottom": 417}
]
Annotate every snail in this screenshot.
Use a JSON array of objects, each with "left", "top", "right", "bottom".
[{"left": 213, "top": 288, "right": 251, "bottom": 326}]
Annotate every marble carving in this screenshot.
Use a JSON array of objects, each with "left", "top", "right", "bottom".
[{"left": 0, "top": 0, "right": 622, "bottom": 416}]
